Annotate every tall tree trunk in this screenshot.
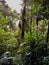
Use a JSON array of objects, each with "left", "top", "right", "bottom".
[
  {"left": 21, "top": 0, "right": 26, "bottom": 39},
  {"left": 30, "top": 6, "right": 32, "bottom": 34}
]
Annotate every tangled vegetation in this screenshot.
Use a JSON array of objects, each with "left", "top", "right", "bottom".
[{"left": 0, "top": 0, "right": 49, "bottom": 65}]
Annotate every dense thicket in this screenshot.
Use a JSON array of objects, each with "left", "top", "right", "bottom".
[{"left": 0, "top": 0, "right": 49, "bottom": 65}]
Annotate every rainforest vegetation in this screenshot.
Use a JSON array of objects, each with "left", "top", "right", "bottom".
[{"left": 0, "top": 0, "right": 49, "bottom": 65}]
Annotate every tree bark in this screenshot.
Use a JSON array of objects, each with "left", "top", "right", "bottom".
[{"left": 21, "top": 0, "right": 26, "bottom": 39}]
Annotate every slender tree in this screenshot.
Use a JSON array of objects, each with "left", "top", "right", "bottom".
[{"left": 21, "top": 0, "right": 27, "bottom": 39}]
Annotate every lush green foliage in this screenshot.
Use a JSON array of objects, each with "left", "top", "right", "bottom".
[{"left": 0, "top": 0, "right": 49, "bottom": 65}]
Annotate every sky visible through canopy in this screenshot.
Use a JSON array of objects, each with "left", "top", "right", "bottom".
[{"left": 5, "top": 0, "right": 22, "bottom": 13}]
